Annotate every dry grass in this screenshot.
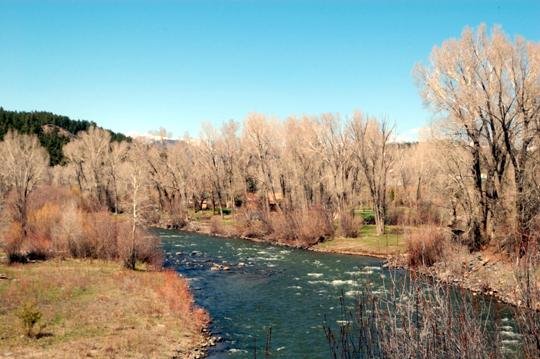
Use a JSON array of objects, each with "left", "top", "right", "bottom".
[
  {"left": 324, "top": 273, "right": 539, "bottom": 359},
  {"left": 0, "top": 259, "right": 207, "bottom": 358}
]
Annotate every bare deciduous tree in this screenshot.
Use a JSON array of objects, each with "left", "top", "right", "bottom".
[
  {"left": 64, "top": 126, "right": 112, "bottom": 208},
  {"left": 121, "top": 142, "right": 153, "bottom": 269},
  {"left": 0, "top": 131, "right": 49, "bottom": 234},
  {"left": 349, "top": 114, "right": 394, "bottom": 235},
  {"left": 416, "top": 25, "right": 540, "bottom": 253}
]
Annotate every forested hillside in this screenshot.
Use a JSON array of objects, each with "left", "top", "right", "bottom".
[{"left": 0, "top": 107, "right": 129, "bottom": 165}]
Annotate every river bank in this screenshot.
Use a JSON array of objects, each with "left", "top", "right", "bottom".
[
  {"left": 171, "top": 218, "right": 535, "bottom": 309},
  {"left": 0, "top": 259, "right": 210, "bottom": 358},
  {"left": 160, "top": 229, "right": 530, "bottom": 357},
  {"left": 180, "top": 220, "right": 397, "bottom": 259},
  {"left": 160, "top": 229, "right": 396, "bottom": 357}
]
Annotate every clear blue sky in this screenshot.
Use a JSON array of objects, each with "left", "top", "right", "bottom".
[{"left": 1, "top": 0, "right": 539, "bottom": 139}]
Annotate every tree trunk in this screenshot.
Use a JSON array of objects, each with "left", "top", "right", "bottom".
[
  {"left": 374, "top": 202, "right": 385, "bottom": 235},
  {"left": 515, "top": 173, "right": 530, "bottom": 257}
]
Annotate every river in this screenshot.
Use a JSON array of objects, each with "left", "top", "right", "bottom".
[{"left": 159, "top": 229, "right": 519, "bottom": 358}]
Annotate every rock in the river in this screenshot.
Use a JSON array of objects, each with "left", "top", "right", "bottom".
[{"left": 210, "top": 263, "right": 230, "bottom": 271}]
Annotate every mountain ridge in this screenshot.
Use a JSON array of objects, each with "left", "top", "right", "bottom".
[{"left": 0, "top": 107, "right": 129, "bottom": 165}]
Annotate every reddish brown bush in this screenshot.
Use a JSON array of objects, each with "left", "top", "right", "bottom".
[
  {"left": 28, "top": 185, "right": 82, "bottom": 213},
  {"left": 406, "top": 226, "right": 448, "bottom": 267},
  {"left": 117, "top": 222, "right": 163, "bottom": 270},
  {"left": 386, "top": 206, "right": 411, "bottom": 226},
  {"left": 2, "top": 221, "right": 25, "bottom": 262},
  {"left": 52, "top": 203, "right": 83, "bottom": 257},
  {"left": 209, "top": 216, "right": 225, "bottom": 235},
  {"left": 264, "top": 212, "right": 296, "bottom": 242},
  {"left": 26, "top": 202, "right": 63, "bottom": 258},
  {"left": 233, "top": 208, "right": 270, "bottom": 238},
  {"left": 2, "top": 202, "right": 63, "bottom": 261},
  {"left": 161, "top": 210, "right": 189, "bottom": 229},
  {"left": 79, "top": 211, "right": 119, "bottom": 259},
  {"left": 2, "top": 190, "right": 162, "bottom": 268},
  {"left": 266, "top": 206, "right": 334, "bottom": 246},
  {"left": 339, "top": 211, "right": 363, "bottom": 238},
  {"left": 295, "top": 207, "right": 334, "bottom": 245}
]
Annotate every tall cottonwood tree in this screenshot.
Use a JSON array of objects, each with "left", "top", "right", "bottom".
[
  {"left": 64, "top": 126, "right": 112, "bottom": 209},
  {"left": 120, "top": 142, "right": 155, "bottom": 269},
  {"left": 349, "top": 114, "right": 394, "bottom": 235},
  {"left": 282, "top": 116, "right": 322, "bottom": 210},
  {"left": 219, "top": 120, "right": 243, "bottom": 211},
  {"left": 107, "top": 141, "right": 129, "bottom": 214},
  {"left": 199, "top": 123, "right": 227, "bottom": 216},
  {"left": 243, "top": 114, "right": 282, "bottom": 213},
  {"left": 0, "top": 131, "right": 49, "bottom": 234},
  {"left": 314, "top": 114, "right": 356, "bottom": 214},
  {"left": 416, "top": 25, "right": 540, "bottom": 253}
]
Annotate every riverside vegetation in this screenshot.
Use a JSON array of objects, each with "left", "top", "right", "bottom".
[{"left": 0, "top": 24, "right": 539, "bottom": 357}]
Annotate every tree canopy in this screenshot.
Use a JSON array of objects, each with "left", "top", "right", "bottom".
[{"left": 0, "top": 107, "right": 129, "bottom": 166}]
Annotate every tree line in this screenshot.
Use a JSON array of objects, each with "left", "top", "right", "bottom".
[{"left": 0, "top": 25, "right": 538, "bottom": 261}]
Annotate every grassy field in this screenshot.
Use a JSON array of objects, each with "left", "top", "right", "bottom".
[
  {"left": 0, "top": 259, "right": 207, "bottom": 358},
  {"left": 313, "top": 225, "right": 406, "bottom": 257}
]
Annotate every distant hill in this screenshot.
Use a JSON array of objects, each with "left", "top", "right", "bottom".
[{"left": 0, "top": 107, "right": 129, "bottom": 165}]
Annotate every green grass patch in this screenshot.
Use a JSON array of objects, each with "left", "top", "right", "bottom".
[
  {"left": 315, "top": 225, "right": 406, "bottom": 256},
  {"left": 353, "top": 208, "right": 376, "bottom": 224}
]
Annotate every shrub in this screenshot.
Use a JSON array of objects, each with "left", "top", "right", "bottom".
[
  {"left": 25, "top": 233, "right": 52, "bottom": 261},
  {"left": 514, "top": 238, "right": 540, "bottom": 357},
  {"left": 265, "top": 211, "right": 296, "bottom": 242},
  {"left": 266, "top": 206, "right": 334, "bottom": 247},
  {"left": 2, "top": 202, "right": 162, "bottom": 269},
  {"left": 406, "top": 226, "right": 448, "bottom": 267},
  {"left": 167, "top": 212, "right": 189, "bottom": 229},
  {"left": 209, "top": 216, "right": 225, "bottom": 235},
  {"left": 28, "top": 185, "right": 81, "bottom": 213},
  {"left": 416, "top": 201, "right": 443, "bottom": 225},
  {"left": 296, "top": 207, "right": 334, "bottom": 245},
  {"left": 17, "top": 301, "right": 43, "bottom": 338},
  {"left": 233, "top": 208, "right": 270, "bottom": 238},
  {"left": 26, "top": 202, "right": 62, "bottom": 259},
  {"left": 339, "top": 211, "right": 363, "bottom": 238},
  {"left": 386, "top": 206, "right": 410, "bottom": 226},
  {"left": 79, "top": 211, "right": 119, "bottom": 259},
  {"left": 117, "top": 222, "right": 162, "bottom": 270},
  {"left": 221, "top": 208, "right": 232, "bottom": 215},
  {"left": 52, "top": 202, "right": 83, "bottom": 258},
  {"left": 324, "top": 274, "right": 526, "bottom": 359},
  {"left": 0, "top": 185, "right": 163, "bottom": 270},
  {"left": 3, "top": 221, "right": 25, "bottom": 263},
  {"left": 356, "top": 209, "right": 375, "bottom": 224}
]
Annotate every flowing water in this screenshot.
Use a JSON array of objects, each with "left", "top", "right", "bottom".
[{"left": 159, "top": 229, "right": 518, "bottom": 358}]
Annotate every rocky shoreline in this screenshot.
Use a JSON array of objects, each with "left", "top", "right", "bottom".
[{"left": 183, "top": 328, "right": 219, "bottom": 359}]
